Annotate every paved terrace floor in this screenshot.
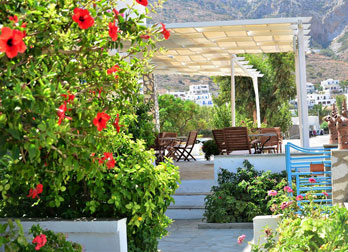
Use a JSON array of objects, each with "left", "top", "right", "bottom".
[
  {"left": 176, "top": 134, "right": 330, "bottom": 181},
  {"left": 158, "top": 135, "right": 330, "bottom": 251},
  {"left": 158, "top": 220, "right": 253, "bottom": 252}
]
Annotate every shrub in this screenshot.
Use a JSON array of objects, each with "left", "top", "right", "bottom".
[
  {"left": 202, "top": 140, "right": 219, "bottom": 160},
  {"left": 252, "top": 189, "right": 348, "bottom": 251},
  {"left": 0, "top": 219, "right": 82, "bottom": 251},
  {"left": 198, "top": 129, "right": 213, "bottom": 137},
  {"left": 128, "top": 99, "right": 157, "bottom": 148},
  {"left": 320, "top": 121, "right": 328, "bottom": 132},
  {"left": 0, "top": 1, "right": 179, "bottom": 251},
  {"left": 203, "top": 160, "right": 286, "bottom": 222}
]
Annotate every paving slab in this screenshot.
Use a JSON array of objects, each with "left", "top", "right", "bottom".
[{"left": 158, "top": 220, "right": 253, "bottom": 252}]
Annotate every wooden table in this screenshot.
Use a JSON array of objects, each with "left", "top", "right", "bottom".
[
  {"left": 249, "top": 132, "right": 277, "bottom": 154},
  {"left": 158, "top": 137, "right": 187, "bottom": 159}
]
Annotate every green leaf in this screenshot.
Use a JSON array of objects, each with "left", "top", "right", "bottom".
[{"left": 28, "top": 144, "right": 38, "bottom": 161}]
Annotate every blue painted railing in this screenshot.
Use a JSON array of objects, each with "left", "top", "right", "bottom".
[{"left": 285, "top": 142, "right": 335, "bottom": 207}]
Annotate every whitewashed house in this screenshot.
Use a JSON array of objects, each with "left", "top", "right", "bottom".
[
  {"left": 306, "top": 82, "right": 315, "bottom": 94},
  {"left": 321, "top": 79, "right": 342, "bottom": 94},
  {"left": 186, "top": 85, "right": 213, "bottom": 106}
]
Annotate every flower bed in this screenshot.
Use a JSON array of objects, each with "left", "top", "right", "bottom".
[
  {"left": 240, "top": 181, "right": 348, "bottom": 251},
  {"left": 203, "top": 160, "right": 287, "bottom": 223}
]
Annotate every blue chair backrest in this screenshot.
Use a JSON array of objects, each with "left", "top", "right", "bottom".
[{"left": 285, "top": 143, "right": 335, "bottom": 206}]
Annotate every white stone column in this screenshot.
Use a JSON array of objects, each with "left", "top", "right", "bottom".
[
  {"left": 231, "top": 55, "right": 236, "bottom": 127},
  {"left": 252, "top": 76, "right": 261, "bottom": 128},
  {"left": 294, "top": 20, "right": 310, "bottom": 147}
]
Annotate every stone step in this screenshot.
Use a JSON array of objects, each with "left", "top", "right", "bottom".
[
  {"left": 172, "top": 194, "right": 207, "bottom": 207},
  {"left": 175, "top": 192, "right": 212, "bottom": 196},
  {"left": 175, "top": 180, "right": 215, "bottom": 194},
  {"left": 166, "top": 208, "right": 205, "bottom": 220}
]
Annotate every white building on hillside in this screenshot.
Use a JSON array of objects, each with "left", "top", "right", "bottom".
[
  {"left": 290, "top": 90, "right": 336, "bottom": 108},
  {"left": 168, "top": 91, "right": 187, "bottom": 100},
  {"left": 306, "top": 82, "right": 315, "bottom": 94},
  {"left": 321, "top": 79, "right": 342, "bottom": 94},
  {"left": 307, "top": 92, "right": 336, "bottom": 107},
  {"left": 187, "top": 85, "right": 213, "bottom": 106}
]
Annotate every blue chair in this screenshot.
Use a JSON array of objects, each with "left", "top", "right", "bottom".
[{"left": 285, "top": 143, "right": 335, "bottom": 206}]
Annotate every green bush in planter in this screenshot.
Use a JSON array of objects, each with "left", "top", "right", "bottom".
[
  {"left": 0, "top": 219, "right": 82, "bottom": 251},
  {"left": 202, "top": 140, "right": 219, "bottom": 160},
  {"left": 203, "top": 160, "right": 286, "bottom": 222},
  {"left": 0, "top": 1, "right": 179, "bottom": 251},
  {"left": 252, "top": 190, "right": 348, "bottom": 251}
]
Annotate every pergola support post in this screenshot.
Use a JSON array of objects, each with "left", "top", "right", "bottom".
[
  {"left": 252, "top": 76, "right": 262, "bottom": 128},
  {"left": 295, "top": 20, "right": 310, "bottom": 147},
  {"left": 231, "top": 55, "right": 236, "bottom": 127},
  {"left": 143, "top": 73, "right": 160, "bottom": 132}
]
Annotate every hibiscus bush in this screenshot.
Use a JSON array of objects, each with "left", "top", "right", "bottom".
[
  {"left": 1, "top": 219, "right": 83, "bottom": 251},
  {"left": 0, "top": 0, "right": 179, "bottom": 251}
]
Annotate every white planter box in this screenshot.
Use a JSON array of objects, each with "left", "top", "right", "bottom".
[
  {"left": 0, "top": 218, "right": 127, "bottom": 252},
  {"left": 253, "top": 215, "right": 280, "bottom": 246}
]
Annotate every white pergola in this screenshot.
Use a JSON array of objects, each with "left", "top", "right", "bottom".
[{"left": 152, "top": 17, "right": 312, "bottom": 147}]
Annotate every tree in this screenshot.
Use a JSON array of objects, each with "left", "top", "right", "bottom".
[
  {"left": 212, "top": 53, "right": 296, "bottom": 132},
  {"left": 339, "top": 80, "right": 348, "bottom": 93},
  {"left": 158, "top": 94, "right": 209, "bottom": 135},
  {"left": 308, "top": 104, "right": 329, "bottom": 124},
  {"left": 336, "top": 95, "right": 347, "bottom": 114}
]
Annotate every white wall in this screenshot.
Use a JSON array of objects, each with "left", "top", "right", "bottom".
[{"left": 292, "top": 116, "right": 320, "bottom": 130}]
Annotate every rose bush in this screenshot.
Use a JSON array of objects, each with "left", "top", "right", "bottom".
[
  {"left": 251, "top": 185, "right": 347, "bottom": 251},
  {"left": 0, "top": 1, "right": 179, "bottom": 251}
]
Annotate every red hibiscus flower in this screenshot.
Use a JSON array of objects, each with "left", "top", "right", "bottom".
[
  {"left": 32, "top": 234, "right": 47, "bottom": 250},
  {"left": 136, "top": 0, "right": 148, "bottom": 7},
  {"left": 160, "top": 23, "right": 170, "bottom": 40},
  {"left": 61, "top": 92, "right": 75, "bottom": 103},
  {"left": 72, "top": 8, "right": 94, "bottom": 29},
  {"left": 9, "top": 15, "right": 18, "bottom": 23},
  {"left": 21, "top": 22, "right": 27, "bottom": 28},
  {"left": 0, "top": 27, "right": 26, "bottom": 58},
  {"left": 98, "top": 87, "right": 103, "bottom": 98},
  {"left": 27, "top": 184, "right": 43, "bottom": 199},
  {"left": 113, "top": 8, "right": 120, "bottom": 16},
  {"left": 107, "top": 64, "right": 120, "bottom": 75},
  {"left": 103, "top": 152, "right": 114, "bottom": 160},
  {"left": 102, "top": 152, "right": 115, "bottom": 169},
  {"left": 98, "top": 152, "right": 116, "bottom": 169},
  {"left": 93, "top": 112, "right": 111, "bottom": 131},
  {"left": 140, "top": 35, "right": 150, "bottom": 39},
  {"left": 107, "top": 158, "right": 115, "bottom": 169},
  {"left": 113, "top": 114, "right": 121, "bottom": 133},
  {"left": 108, "top": 22, "right": 119, "bottom": 41},
  {"left": 57, "top": 101, "right": 72, "bottom": 125}
]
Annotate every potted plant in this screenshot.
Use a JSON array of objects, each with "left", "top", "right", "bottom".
[{"left": 0, "top": 0, "right": 179, "bottom": 251}]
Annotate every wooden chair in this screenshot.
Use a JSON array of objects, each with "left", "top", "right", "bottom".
[
  {"left": 160, "top": 132, "right": 178, "bottom": 158},
  {"left": 212, "top": 129, "right": 227, "bottom": 155},
  {"left": 224, "top": 127, "right": 252, "bottom": 154},
  {"left": 260, "top": 127, "right": 283, "bottom": 153},
  {"left": 173, "top": 131, "right": 198, "bottom": 161}
]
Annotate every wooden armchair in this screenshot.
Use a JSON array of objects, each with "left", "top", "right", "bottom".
[
  {"left": 260, "top": 127, "right": 283, "bottom": 153},
  {"left": 224, "top": 127, "right": 252, "bottom": 154},
  {"left": 212, "top": 129, "right": 227, "bottom": 155}
]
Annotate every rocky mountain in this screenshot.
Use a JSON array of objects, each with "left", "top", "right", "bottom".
[{"left": 150, "top": 0, "right": 348, "bottom": 91}]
